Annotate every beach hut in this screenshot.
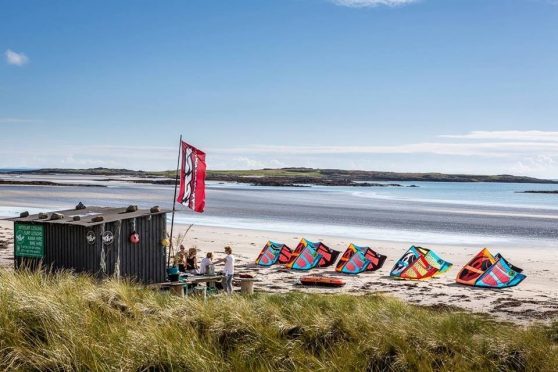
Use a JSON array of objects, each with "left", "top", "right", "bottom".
[{"left": 9, "top": 204, "right": 169, "bottom": 284}]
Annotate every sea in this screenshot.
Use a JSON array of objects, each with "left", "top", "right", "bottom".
[{"left": 1, "top": 173, "right": 557, "bottom": 247}]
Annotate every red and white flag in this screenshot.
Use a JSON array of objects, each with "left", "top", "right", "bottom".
[{"left": 176, "top": 141, "right": 206, "bottom": 213}]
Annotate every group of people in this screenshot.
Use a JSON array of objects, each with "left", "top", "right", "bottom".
[{"left": 175, "top": 245, "right": 235, "bottom": 295}]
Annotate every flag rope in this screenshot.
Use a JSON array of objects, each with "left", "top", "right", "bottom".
[{"left": 168, "top": 134, "right": 182, "bottom": 267}]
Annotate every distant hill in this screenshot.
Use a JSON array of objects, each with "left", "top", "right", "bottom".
[
  {"left": 20, "top": 167, "right": 151, "bottom": 176},
  {"left": 205, "top": 168, "right": 558, "bottom": 184},
  {"left": 0, "top": 168, "right": 38, "bottom": 173},
  {"left": 5, "top": 167, "right": 558, "bottom": 186}
]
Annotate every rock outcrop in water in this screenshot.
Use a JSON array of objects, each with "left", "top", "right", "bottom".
[
  {"left": 517, "top": 190, "right": 558, "bottom": 194},
  {"left": 0, "top": 180, "right": 106, "bottom": 187},
  {"left": 4, "top": 167, "right": 558, "bottom": 187}
]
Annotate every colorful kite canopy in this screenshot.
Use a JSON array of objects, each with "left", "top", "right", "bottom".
[
  {"left": 456, "top": 248, "right": 526, "bottom": 288},
  {"left": 255, "top": 241, "right": 292, "bottom": 267},
  {"left": 335, "top": 244, "right": 387, "bottom": 274},
  {"left": 286, "top": 239, "right": 340, "bottom": 270},
  {"left": 390, "top": 246, "right": 452, "bottom": 280}
]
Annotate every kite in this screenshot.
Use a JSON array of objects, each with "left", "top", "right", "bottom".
[
  {"left": 456, "top": 248, "right": 526, "bottom": 288},
  {"left": 286, "top": 239, "right": 340, "bottom": 270},
  {"left": 255, "top": 241, "right": 292, "bottom": 266},
  {"left": 335, "top": 244, "right": 387, "bottom": 274},
  {"left": 390, "top": 246, "right": 452, "bottom": 280}
]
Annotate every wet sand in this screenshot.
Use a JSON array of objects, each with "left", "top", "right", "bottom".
[{"left": 2, "top": 179, "right": 558, "bottom": 247}]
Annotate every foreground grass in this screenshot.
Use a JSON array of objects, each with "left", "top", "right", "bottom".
[{"left": 0, "top": 270, "right": 556, "bottom": 371}]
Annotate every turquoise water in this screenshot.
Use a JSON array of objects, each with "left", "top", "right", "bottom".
[
  {"left": 1, "top": 176, "right": 557, "bottom": 246},
  {"left": 329, "top": 181, "right": 558, "bottom": 210}
]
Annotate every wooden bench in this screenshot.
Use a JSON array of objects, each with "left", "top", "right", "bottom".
[
  {"left": 150, "top": 275, "right": 223, "bottom": 298},
  {"left": 148, "top": 282, "right": 190, "bottom": 297}
]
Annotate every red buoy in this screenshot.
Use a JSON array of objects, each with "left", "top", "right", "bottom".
[{"left": 129, "top": 232, "right": 140, "bottom": 244}]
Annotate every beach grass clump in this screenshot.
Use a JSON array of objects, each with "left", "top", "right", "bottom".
[{"left": 0, "top": 269, "right": 556, "bottom": 371}]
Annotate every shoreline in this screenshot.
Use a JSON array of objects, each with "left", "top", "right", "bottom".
[{"left": 2, "top": 219, "right": 556, "bottom": 324}]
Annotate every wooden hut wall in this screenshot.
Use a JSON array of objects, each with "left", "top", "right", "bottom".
[
  {"left": 119, "top": 214, "right": 166, "bottom": 283},
  {"left": 44, "top": 223, "right": 102, "bottom": 274},
  {"left": 14, "top": 213, "right": 167, "bottom": 284}
]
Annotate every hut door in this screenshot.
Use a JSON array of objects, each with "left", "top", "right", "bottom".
[{"left": 100, "top": 221, "right": 122, "bottom": 278}]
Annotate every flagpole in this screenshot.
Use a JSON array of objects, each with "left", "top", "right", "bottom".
[{"left": 168, "top": 134, "right": 182, "bottom": 267}]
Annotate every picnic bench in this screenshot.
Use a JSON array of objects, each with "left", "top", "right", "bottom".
[
  {"left": 150, "top": 275, "right": 223, "bottom": 298},
  {"left": 151, "top": 275, "right": 260, "bottom": 297}
]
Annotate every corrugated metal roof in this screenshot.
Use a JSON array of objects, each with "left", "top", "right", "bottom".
[{"left": 7, "top": 206, "right": 169, "bottom": 226}]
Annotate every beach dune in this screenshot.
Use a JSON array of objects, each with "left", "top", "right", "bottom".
[{"left": 2, "top": 219, "right": 556, "bottom": 324}]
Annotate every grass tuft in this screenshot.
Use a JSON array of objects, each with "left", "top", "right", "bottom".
[{"left": 0, "top": 269, "right": 556, "bottom": 371}]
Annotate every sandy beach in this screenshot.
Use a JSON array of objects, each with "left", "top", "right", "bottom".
[
  {"left": 2, "top": 219, "right": 556, "bottom": 324},
  {"left": 175, "top": 224, "right": 558, "bottom": 324}
]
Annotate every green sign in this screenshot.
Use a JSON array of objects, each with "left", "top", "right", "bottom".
[{"left": 15, "top": 224, "right": 45, "bottom": 258}]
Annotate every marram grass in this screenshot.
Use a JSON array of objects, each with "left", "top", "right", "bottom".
[{"left": 0, "top": 269, "right": 556, "bottom": 371}]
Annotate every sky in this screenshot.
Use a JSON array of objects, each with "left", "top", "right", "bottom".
[{"left": 1, "top": 0, "right": 558, "bottom": 177}]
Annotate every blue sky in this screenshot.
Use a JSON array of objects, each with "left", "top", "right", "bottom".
[{"left": 1, "top": 0, "right": 558, "bottom": 177}]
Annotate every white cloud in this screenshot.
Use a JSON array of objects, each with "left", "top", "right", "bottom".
[
  {"left": 224, "top": 157, "right": 287, "bottom": 169},
  {"left": 4, "top": 137, "right": 554, "bottom": 169},
  {"left": 2, "top": 130, "right": 558, "bottom": 177},
  {"left": 330, "top": 0, "right": 418, "bottom": 7},
  {"left": 0, "top": 144, "right": 175, "bottom": 171},
  {"left": 331, "top": 0, "right": 557, "bottom": 7},
  {"left": 0, "top": 118, "right": 38, "bottom": 124},
  {"left": 512, "top": 154, "right": 556, "bottom": 175},
  {"left": 210, "top": 141, "right": 558, "bottom": 157},
  {"left": 5, "top": 49, "right": 29, "bottom": 66},
  {"left": 440, "top": 130, "right": 558, "bottom": 142}
]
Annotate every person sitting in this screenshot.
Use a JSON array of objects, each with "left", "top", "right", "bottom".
[
  {"left": 199, "top": 252, "right": 214, "bottom": 275},
  {"left": 186, "top": 247, "right": 199, "bottom": 273},
  {"left": 175, "top": 245, "right": 187, "bottom": 273}
]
